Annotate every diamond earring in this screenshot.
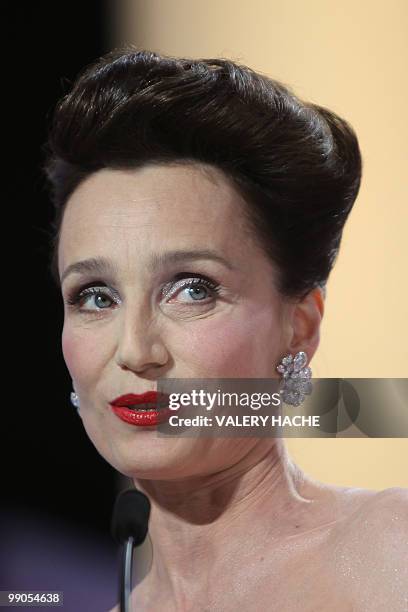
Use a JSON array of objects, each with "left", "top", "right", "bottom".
[
  {"left": 70, "top": 389, "right": 80, "bottom": 413},
  {"left": 276, "top": 351, "right": 313, "bottom": 407}
]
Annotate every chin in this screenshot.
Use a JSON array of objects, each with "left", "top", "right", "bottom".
[{"left": 100, "top": 435, "right": 205, "bottom": 481}]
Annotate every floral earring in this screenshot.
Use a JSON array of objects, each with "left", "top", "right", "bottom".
[
  {"left": 276, "top": 351, "right": 313, "bottom": 407},
  {"left": 70, "top": 384, "right": 80, "bottom": 413}
]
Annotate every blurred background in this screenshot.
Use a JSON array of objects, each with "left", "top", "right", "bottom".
[{"left": 5, "top": 1, "right": 407, "bottom": 610}]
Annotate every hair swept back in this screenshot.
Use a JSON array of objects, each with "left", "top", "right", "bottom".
[{"left": 43, "top": 45, "right": 362, "bottom": 300}]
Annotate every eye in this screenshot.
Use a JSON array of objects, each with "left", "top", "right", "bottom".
[
  {"left": 163, "top": 275, "right": 221, "bottom": 305},
  {"left": 65, "top": 284, "right": 120, "bottom": 312},
  {"left": 64, "top": 274, "right": 222, "bottom": 314}
]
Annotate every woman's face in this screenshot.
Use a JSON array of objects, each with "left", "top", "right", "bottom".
[{"left": 59, "top": 162, "right": 291, "bottom": 479}]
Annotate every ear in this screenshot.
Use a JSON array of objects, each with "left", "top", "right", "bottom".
[{"left": 287, "top": 287, "right": 324, "bottom": 361}]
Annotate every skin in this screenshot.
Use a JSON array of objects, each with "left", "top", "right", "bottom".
[{"left": 58, "top": 162, "right": 408, "bottom": 611}]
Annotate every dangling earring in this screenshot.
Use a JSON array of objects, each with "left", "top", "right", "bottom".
[
  {"left": 70, "top": 388, "right": 80, "bottom": 413},
  {"left": 276, "top": 351, "right": 313, "bottom": 407}
]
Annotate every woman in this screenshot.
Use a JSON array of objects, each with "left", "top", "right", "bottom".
[{"left": 43, "top": 47, "right": 407, "bottom": 611}]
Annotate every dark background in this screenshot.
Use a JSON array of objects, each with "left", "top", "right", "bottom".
[{"left": 3, "top": 4, "right": 125, "bottom": 610}]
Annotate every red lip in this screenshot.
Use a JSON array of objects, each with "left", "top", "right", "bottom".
[
  {"left": 110, "top": 405, "right": 173, "bottom": 426},
  {"left": 109, "top": 391, "right": 172, "bottom": 427},
  {"left": 110, "top": 392, "right": 169, "bottom": 407}
]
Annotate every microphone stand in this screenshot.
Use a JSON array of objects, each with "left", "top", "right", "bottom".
[{"left": 120, "top": 535, "right": 135, "bottom": 612}]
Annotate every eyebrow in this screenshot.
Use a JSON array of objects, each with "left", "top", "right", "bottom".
[{"left": 60, "top": 250, "right": 235, "bottom": 285}]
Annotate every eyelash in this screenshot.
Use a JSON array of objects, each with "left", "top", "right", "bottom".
[{"left": 65, "top": 274, "right": 222, "bottom": 312}]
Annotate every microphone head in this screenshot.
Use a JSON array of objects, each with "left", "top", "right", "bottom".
[{"left": 111, "top": 488, "right": 151, "bottom": 546}]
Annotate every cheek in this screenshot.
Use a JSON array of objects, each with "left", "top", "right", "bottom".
[
  {"left": 61, "top": 322, "right": 108, "bottom": 387},
  {"left": 176, "top": 306, "right": 283, "bottom": 377}
]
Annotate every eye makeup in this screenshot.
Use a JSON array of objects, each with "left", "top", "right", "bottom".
[
  {"left": 63, "top": 272, "right": 223, "bottom": 313},
  {"left": 161, "top": 274, "right": 221, "bottom": 301},
  {"left": 65, "top": 281, "right": 120, "bottom": 309}
]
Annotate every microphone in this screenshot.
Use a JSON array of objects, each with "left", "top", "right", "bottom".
[{"left": 111, "top": 488, "right": 151, "bottom": 612}]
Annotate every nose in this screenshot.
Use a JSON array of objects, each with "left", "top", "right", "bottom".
[{"left": 114, "top": 307, "right": 169, "bottom": 375}]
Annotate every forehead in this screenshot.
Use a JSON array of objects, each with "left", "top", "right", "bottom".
[{"left": 58, "top": 162, "right": 257, "bottom": 272}]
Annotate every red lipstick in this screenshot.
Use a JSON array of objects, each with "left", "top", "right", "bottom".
[{"left": 109, "top": 391, "right": 172, "bottom": 426}]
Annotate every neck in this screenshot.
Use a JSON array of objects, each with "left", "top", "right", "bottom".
[{"left": 132, "top": 440, "right": 324, "bottom": 601}]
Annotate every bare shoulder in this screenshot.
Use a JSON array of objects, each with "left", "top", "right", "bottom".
[
  {"left": 331, "top": 487, "right": 408, "bottom": 611},
  {"left": 347, "top": 486, "right": 408, "bottom": 533}
]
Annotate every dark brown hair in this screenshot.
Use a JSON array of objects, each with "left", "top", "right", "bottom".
[{"left": 43, "top": 46, "right": 362, "bottom": 301}]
